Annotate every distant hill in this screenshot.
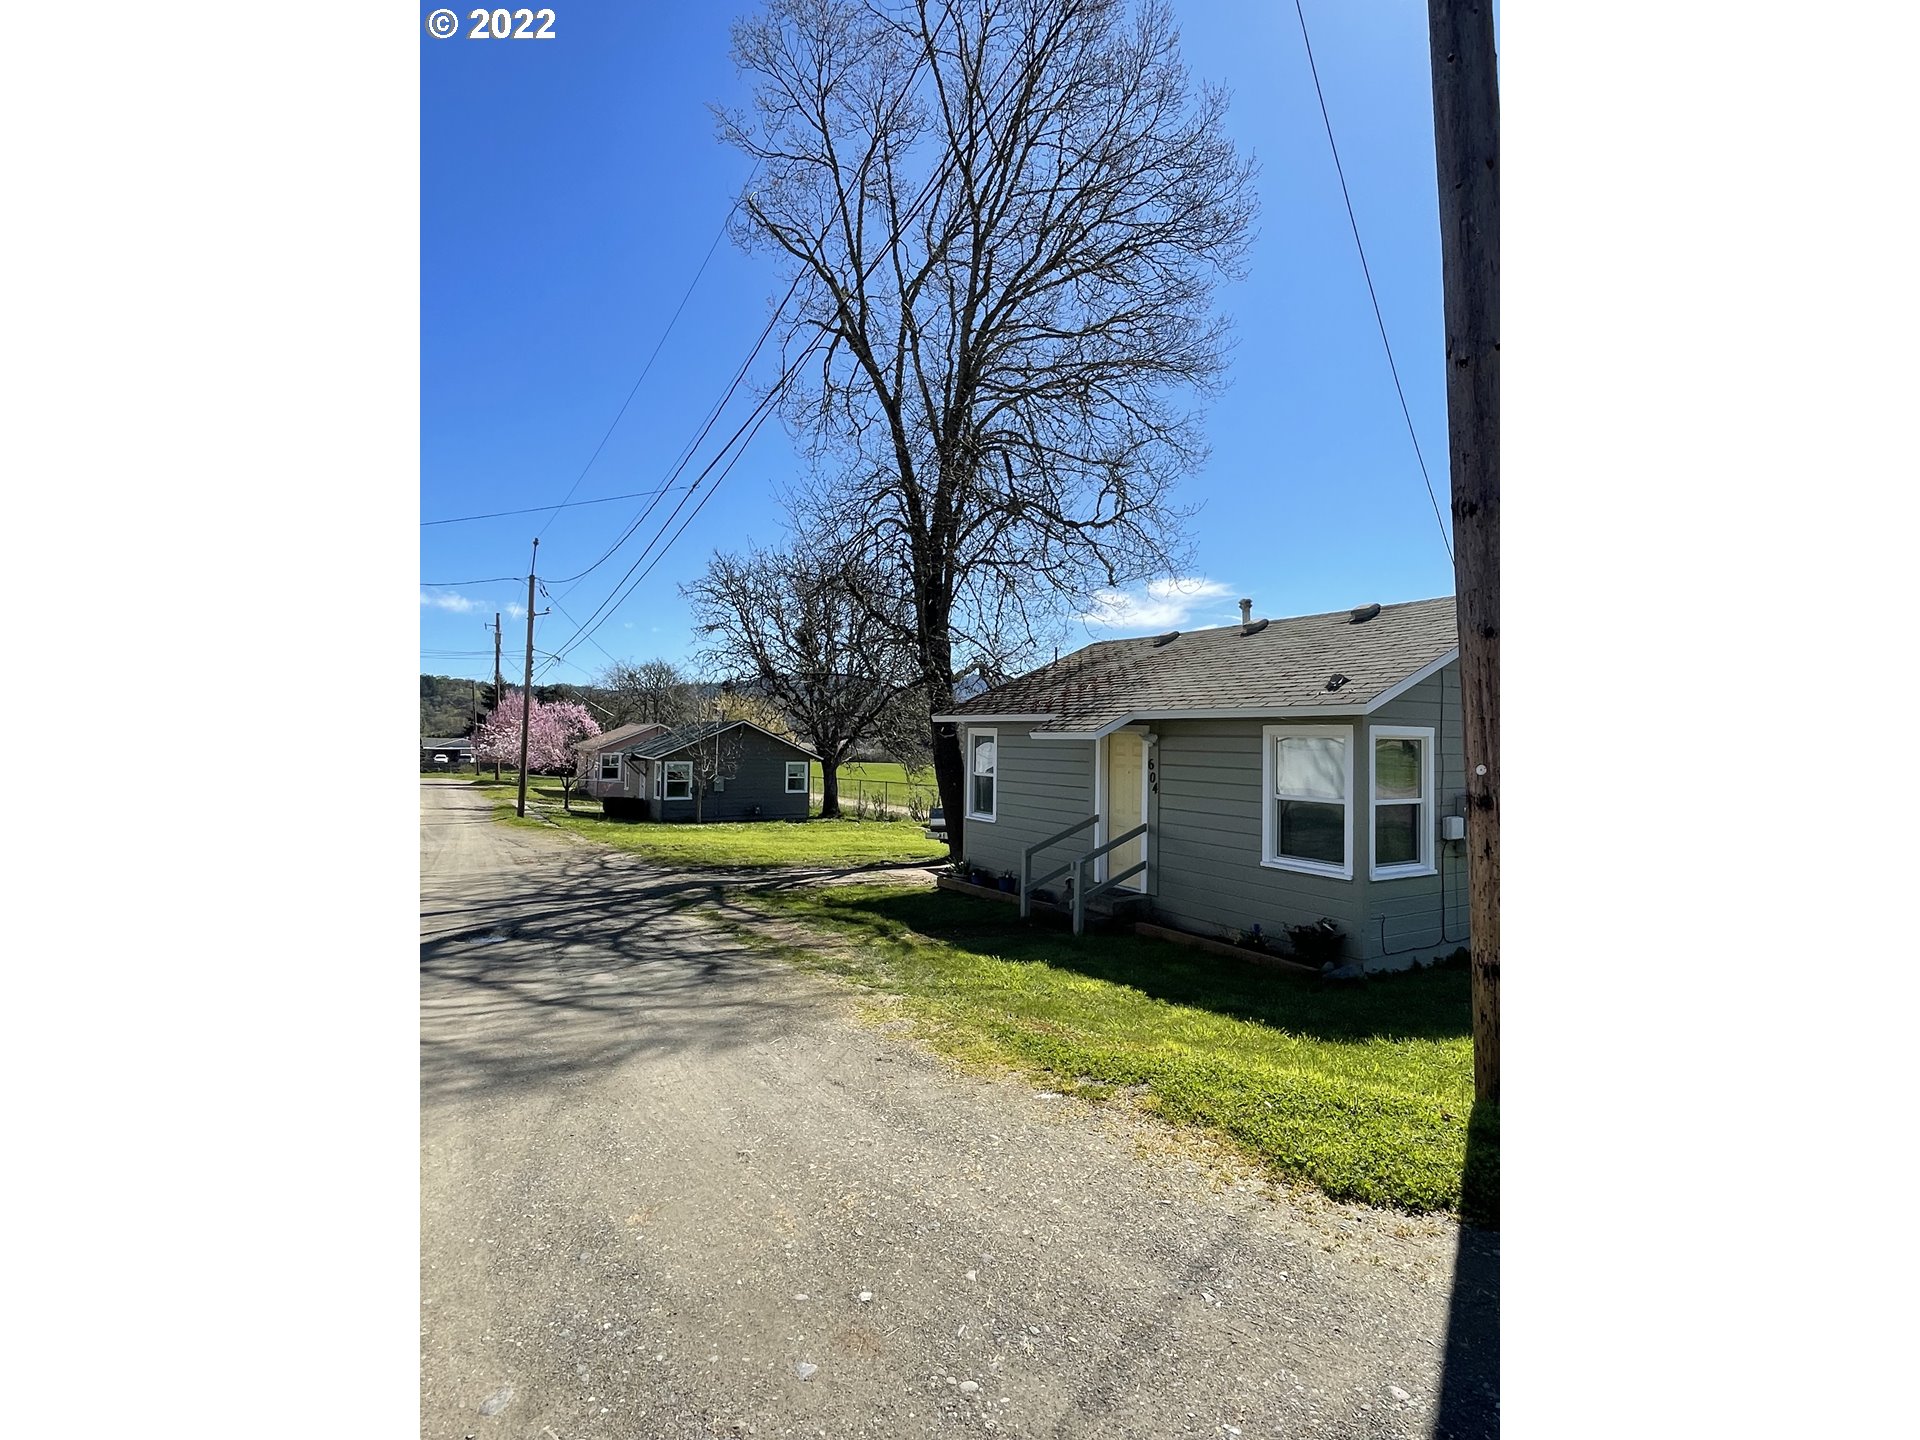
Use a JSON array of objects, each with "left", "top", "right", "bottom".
[
  {"left": 419, "top": 674, "right": 623, "bottom": 736},
  {"left": 420, "top": 675, "right": 483, "bottom": 737}
]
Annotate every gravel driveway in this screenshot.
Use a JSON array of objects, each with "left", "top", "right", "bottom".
[{"left": 420, "top": 781, "right": 1497, "bottom": 1438}]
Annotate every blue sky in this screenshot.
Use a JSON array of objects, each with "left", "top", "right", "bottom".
[{"left": 422, "top": 1, "right": 1460, "bottom": 685}]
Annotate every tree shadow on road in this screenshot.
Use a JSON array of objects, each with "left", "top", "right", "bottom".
[{"left": 419, "top": 855, "right": 826, "bottom": 1108}]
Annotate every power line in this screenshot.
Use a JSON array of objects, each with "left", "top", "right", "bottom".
[
  {"left": 540, "top": 136, "right": 968, "bottom": 639},
  {"left": 423, "top": 484, "right": 692, "bottom": 528},
  {"left": 545, "top": 274, "right": 803, "bottom": 590},
  {"left": 1291, "top": 0, "right": 1453, "bottom": 562},
  {"left": 535, "top": 51, "right": 992, "bottom": 672},
  {"left": 422, "top": 574, "right": 521, "bottom": 587},
  {"left": 538, "top": 376, "right": 789, "bottom": 670},
  {"left": 538, "top": 584, "right": 623, "bottom": 670},
  {"left": 539, "top": 376, "right": 791, "bottom": 674},
  {"left": 532, "top": 162, "right": 762, "bottom": 542}
]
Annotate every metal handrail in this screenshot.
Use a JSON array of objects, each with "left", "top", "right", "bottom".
[
  {"left": 1071, "top": 824, "right": 1148, "bottom": 935},
  {"left": 1019, "top": 813, "right": 1099, "bottom": 918}
]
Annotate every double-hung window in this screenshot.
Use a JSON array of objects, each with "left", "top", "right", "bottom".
[
  {"left": 1261, "top": 725, "right": 1352, "bottom": 878},
  {"left": 967, "top": 729, "right": 997, "bottom": 821},
  {"left": 662, "top": 760, "right": 693, "bottom": 800},
  {"left": 599, "top": 752, "right": 621, "bottom": 782},
  {"left": 785, "top": 760, "right": 809, "bottom": 794},
  {"left": 1370, "top": 726, "right": 1435, "bottom": 878}
]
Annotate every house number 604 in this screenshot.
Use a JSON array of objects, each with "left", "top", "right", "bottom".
[{"left": 467, "top": 8, "right": 556, "bottom": 39}]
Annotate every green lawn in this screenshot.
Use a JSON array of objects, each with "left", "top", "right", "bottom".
[
  {"left": 730, "top": 883, "right": 1495, "bottom": 1218},
  {"left": 508, "top": 808, "right": 951, "bottom": 869},
  {"left": 817, "top": 761, "right": 930, "bottom": 787},
  {"left": 812, "top": 761, "right": 937, "bottom": 809}
]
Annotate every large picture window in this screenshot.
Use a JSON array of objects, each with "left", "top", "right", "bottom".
[
  {"left": 663, "top": 760, "right": 693, "bottom": 800},
  {"left": 968, "top": 729, "right": 997, "bottom": 821},
  {"left": 1261, "top": 725, "right": 1352, "bottom": 878},
  {"left": 1370, "top": 726, "right": 1435, "bottom": 878}
]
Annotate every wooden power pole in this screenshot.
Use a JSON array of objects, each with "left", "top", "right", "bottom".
[
  {"left": 515, "top": 539, "right": 538, "bottom": 818},
  {"left": 1427, "top": 0, "right": 1499, "bottom": 1103},
  {"left": 491, "top": 612, "right": 504, "bottom": 781}
]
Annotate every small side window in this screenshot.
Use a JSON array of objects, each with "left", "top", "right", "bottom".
[{"left": 968, "top": 729, "right": 997, "bottom": 821}]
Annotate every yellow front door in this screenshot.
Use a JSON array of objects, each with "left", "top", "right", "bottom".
[{"left": 1106, "top": 732, "right": 1146, "bottom": 891}]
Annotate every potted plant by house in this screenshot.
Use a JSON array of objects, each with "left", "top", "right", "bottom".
[{"left": 1284, "top": 918, "right": 1345, "bottom": 966}]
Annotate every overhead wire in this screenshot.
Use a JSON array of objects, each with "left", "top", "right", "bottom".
[
  {"left": 543, "top": 274, "right": 803, "bottom": 590},
  {"left": 532, "top": 16, "right": 996, "bottom": 673},
  {"left": 538, "top": 116, "right": 980, "bottom": 668},
  {"left": 531, "top": 161, "right": 763, "bottom": 542},
  {"left": 535, "top": 371, "right": 796, "bottom": 673},
  {"left": 423, "top": 484, "right": 692, "bottom": 528},
  {"left": 1291, "top": 0, "right": 1454, "bottom": 562}
]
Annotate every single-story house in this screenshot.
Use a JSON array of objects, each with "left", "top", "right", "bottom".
[
  {"left": 578, "top": 718, "right": 817, "bottom": 822},
  {"left": 572, "top": 722, "right": 673, "bottom": 816},
  {"left": 421, "top": 736, "right": 475, "bottom": 770},
  {"left": 935, "top": 596, "right": 1470, "bottom": 971}
]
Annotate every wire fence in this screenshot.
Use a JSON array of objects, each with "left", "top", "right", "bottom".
[{"left": 813, "top": 777, "right": 940, "bottom": 822}]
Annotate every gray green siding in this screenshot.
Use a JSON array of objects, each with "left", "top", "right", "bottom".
[
  {"left": 1357, "top": 664, "right": 1470, "bottom": 967},
  {"left": 1148, "top": 718, "right": 1370, "bottom": 954},
  {"left": 956, "top": 661, "right": 1469, "bottom": 972},
  {"left": 643, "top": 730, "right": 813, "bottom": 823},
  {"left": 957, "top": 727, "right": 1094, "bottom": 882}
]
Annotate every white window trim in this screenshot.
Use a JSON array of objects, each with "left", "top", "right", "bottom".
[
  {"left": 966, "top": 727, "right": 998, "bottom": 823},
  {"left": 1259, "top": 723, "right": 1354, "bottom": 880},
  {"left": 785, "top": 760, "right": 808, "bottom": 794},
  {"left": 1369, "top": 724, "right": 1437, "bottom": 880},
  {"left": 662, "top": 760, "right": 693, "bottom": 801},
  {"left": 599, "top": 752, "right": 622, "bottom": 782}
]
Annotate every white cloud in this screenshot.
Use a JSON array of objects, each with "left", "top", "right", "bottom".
[
  {"left": 1077, "top": 577, "right": 1236, "bottom": 634},
  {"left": 505, "top": 602, "right": 526, "bottom": 619},
  {"left": 421, "top": 591, "right": 480, "bottom": 613}
]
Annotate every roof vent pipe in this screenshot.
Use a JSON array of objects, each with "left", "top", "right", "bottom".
[{"left": 1239, "top": 598, "right": 1253, "bottom": 626}]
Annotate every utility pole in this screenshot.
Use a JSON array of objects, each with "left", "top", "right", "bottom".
[
  {"left": 516, "top": 539, "right": 538, "bottom": 818},
  {"left": 1427, "top": 0, "right": 1499, "bottom": 1103},
  {"left": 470, "top": 680, "right": 478, "bottom": 774},
  {"left": 491, "top": 612, "right": 504, "bottom": 781}
]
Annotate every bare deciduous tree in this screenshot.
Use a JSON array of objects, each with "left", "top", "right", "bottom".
[
  {"left": 684, "top": 545, "right": 924, "bottom": 817},
  {"left": 597, "top": 659, "right": 705, "bottom": 730},
  {"left": 686, "top": 718, "right": 744, "bottom": 825},
  {"left": 719, "top": 0, "right": 1256, "bottom": 849}
]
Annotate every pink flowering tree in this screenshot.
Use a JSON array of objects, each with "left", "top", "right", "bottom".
[{"left": 474, "top": 690, "right": 601, "bottom": 776}]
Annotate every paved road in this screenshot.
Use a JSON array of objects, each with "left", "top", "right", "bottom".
[{"left": 420, "top": 781, "right": 1497, "bottom": 1439}]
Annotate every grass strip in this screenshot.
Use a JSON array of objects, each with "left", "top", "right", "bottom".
[{"left": 736, "top": 882, "right": 1494, "bottom": 1217}]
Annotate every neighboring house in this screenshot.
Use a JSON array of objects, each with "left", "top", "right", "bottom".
[
  {"left": 585, "top": 718, "right": 817, "bottom": 823},
  {"left": 936, "top": 596, "right": 1469, "bottom": 971},
  {"left": 421, "top": 736, "right": 475, "bottom": 771},
  {"left": 572, "top": 722, "right": 672, "bottom": 818}
]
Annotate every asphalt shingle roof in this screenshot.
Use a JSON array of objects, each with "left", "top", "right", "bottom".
[
  {"left": 630, "top": 719, "right": 818, "bottom": 760},
  {"left": 947, "top": 596, "right": 1457, "bottom": 733},
  {"left": 572, "top": 721, "right": 668, "bottom": 753}
]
